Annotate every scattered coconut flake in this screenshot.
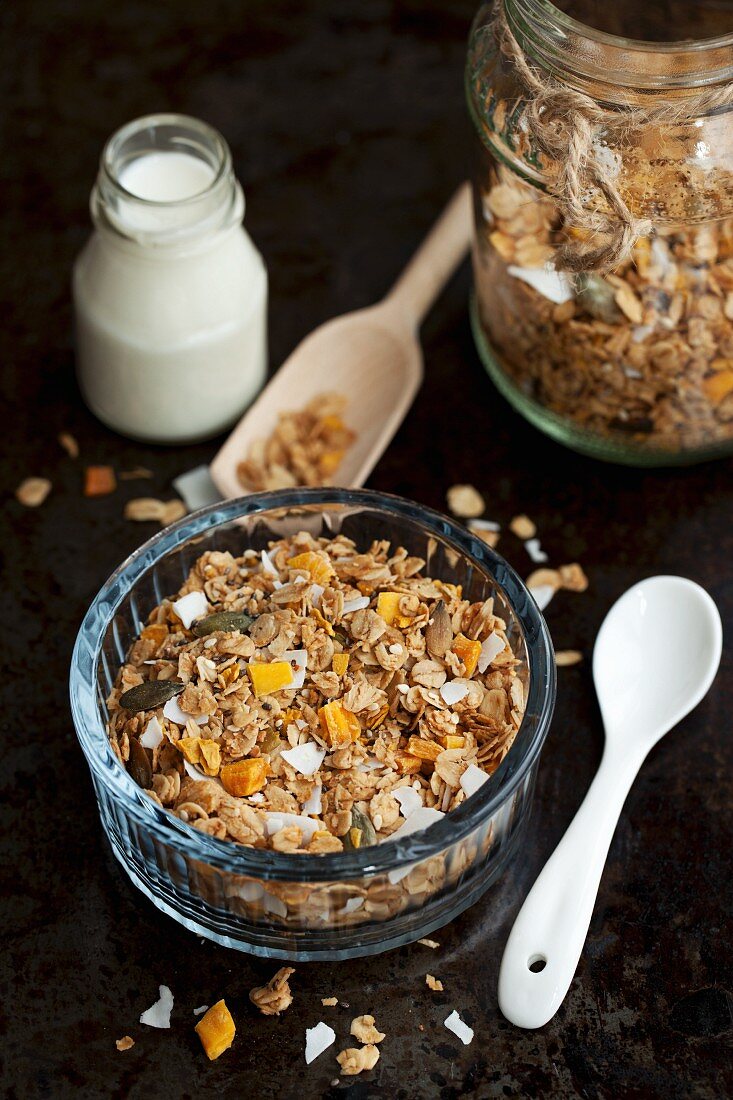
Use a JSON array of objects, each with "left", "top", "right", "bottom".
[
  {"left": 439, "top": 681, "right": 469, "bottom": 706},
  {"left": 556, "top": 649, "right": 583, "bottom": 667},
  {"left": 282, "top": 650, "right": 307, "bottom": 690},
  {"left": 509, "top": 514, "right": 536, "bottom": 539},
  {"left": 193, "top": 1005, "right": 209, "bottom": 1016},
  {"left": 264, "top": 812, "right": 320, "bottom": 842},
  {"left": 444, "top": 1010, "right": 473, "bottom": 1045},
  {"left": 508, "top": 264, "right": 573, "bottom": 304},
  {"left": 525, "top": 538, "right": 548, "bottom": 564},
  {"left": 446, "top": 483, "right": 485, "bottom": 518},
  {"left": 340, "top": 896, "right": 365, "bottom": 915},
  {"left": 172, "top": 465, "right": 221, "bottom": 511},
  {"left": 394, "top": 786, "right": 423, "bottom": 818},
  {"left": 343, "top": 595, "right": 370, "bottom": 614},
  {"left": 467, "top": 517, "right": 500, "bottom": 532},
  {"left": 163, "top": 697, "right": 207, "bottom": 727},
  {"left": 263, "top": 891, "right": 288, "bottom": 918},
  {"left": 302, "top": 784, "right": 323, "bottom": 815},
  {"left": 183, "top": 759, "right": 210, "bottom": 781},
  {"left": 15, "top": 477, "right": 52, "bottom": 508},
  {"left": 281, "top": 742, "right": 326, "bottom": 776},
  {"left": 140, "top": 715, "right": 164, "bottom": 750},
  {"left": 172, "top": 590, "right": 209, "bottom": 629},
  {"left": 460, "top": 764, "right": 490, "bottom": 798},
  {"left": 260, "top": 549, "right": 278, "bottom": 576},
  {"left": 310, "top": 583, "right": 324, "bottom": 608},
  {"left": 140, "top": 985, "right": 174, "bottom": 1029},
  {"left": 305, "top": 1021, "right": 336, "bottom": 1064},
  {"left": 529, "top": 584, "right": 555, "bottom": 612},
  {"left": 478, "top": 631, "right": 506, "bottom": 673},
  {"left": 418, "top": 938, "right": 440, "bottom": 949}
]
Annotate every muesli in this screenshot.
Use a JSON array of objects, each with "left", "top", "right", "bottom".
[{"left": 106, "top": 532, "right": 526, "bottom": 855}]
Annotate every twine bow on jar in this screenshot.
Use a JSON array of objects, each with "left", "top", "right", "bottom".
[{"left": 492, "top": 0, "right": 733, "bottom": 272}]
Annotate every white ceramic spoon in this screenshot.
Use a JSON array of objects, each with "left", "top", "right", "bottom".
[{"left": 498, "top": 575, "right": 722, "bottom": 1030}]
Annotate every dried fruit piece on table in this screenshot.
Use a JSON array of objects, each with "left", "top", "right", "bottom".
[
  {"left": 195, "top": 999, "right": 236, "bottom": 1059},
  {"left": 220, "top": 758, "right": 268, "bottom": 796},
  {"left": 249, "top": 967, "right": 295, "bottom": 1016},
  {"left": 248, "top": 661, "right": 293, "bottom": 696},
  {"left": 555, "top": 649, "right": 583, "bottom": 667},
  {"left": 426, "top": 974, "right": 444, "bottom": 991},
  {"left": 376, "top": 591, "right": 412, "bottom": 628},
  {"left": 319, "top": 700, "right": 361, "bottom": 746},
  {"left": 191, "top": 610, "right": 254, "bottom": 637},
  {"left": 58, "top": 431, "right": 79, "bottom": 458},
  {"left": 451, "top": 634, "right": 482, "bottom": 677},
  {"left": 287, "top": 551, "right": 335, "bottom": 586},
  {"left": 119, "top": 679, "right": 184, "bottom": 711},
  {"left": 350, "top": 1015, "right": 385, "bottom": 1044},
  {"left": 124, "top": 498, "right": 166, "bottom": 522},
  {"left": 337, "top": 1044, "right": 380, "bottom": 1075},
  {"left": 509, "top": 514, "right": 536, "bottom": 539},
  {"left": 446, "top": 484, "right": 485, "bottom": 518},
  {"left": 15, "top": 477, "right": 52, "bottom": 507},
  {"left": 84, "top": 465, "right": 117, "bottom": 497},
  {"left": 115, "top": 1036, "right": 134, "bottom": 1051}
]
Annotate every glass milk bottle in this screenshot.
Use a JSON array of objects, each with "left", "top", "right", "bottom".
[{"left": 73, "top": 114, "right": 268, "bottom": 443}]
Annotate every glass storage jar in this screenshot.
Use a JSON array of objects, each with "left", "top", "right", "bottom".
[{"left": 467, "top": 0, "right": 733, "bottom": 465}]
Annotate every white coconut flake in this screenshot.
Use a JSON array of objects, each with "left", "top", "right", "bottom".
[
  {"left": 172, "top": 590, "right": 209, "bottom": 629},
  {"left": 281, "top": 741, "right": 326, "bottom": 776},
  {"left": 478, "top": 631, "right": 506, "bottom": 673},
  {"left": 440, "top": 681, "right": 469, "bottom": 706},
  {"left": 302, "top": 784, "right": 323, "bottom": 815},
  {"left": 305, "top": 1021, "right": 336, "bottom": 1064},
  {"left": 193, "top": 1004, "right": 209, "bottom": 1016},
  {"left": 263, "top": 890, "right": 288, "bottom": 918},
  {"left": 525, "top": 538, "right": 548, "bottom": 563},
  {"left": 264, "top": 812, "right": 320, "bottom": 842},
  {"left": 394, "top": 786, "right": 423, "bottom": 818},
  {"left": 163, "top": 696, "right": 207, "bottom": 727},
  {"left": 295, "top": 718, "right": 308, "bottom": 730},
  {"left": 248, "top": 792, "right": 266, "bottom": 804},
  {"left": 444, "top": 1010, "right": 474, "bottom": 1046},
  {"left": 460, "top": 764, "right": 490, "bottom": 798},
  {"left": 468, "top": 517, "right": 501, "bottom": 532},
  {"left": 281, "top": 650, "right": 307, "bottom": 690},
  {"left": 140, "top": 985, "right": 174, "bottom": 1029},
  {"left": 342, "top": 595, "right": 370, "bottom": 614},
  {"left": 340, "top": 896, "right": 365, "bottom": 915},
  {"left": 140, "top": 715, "right": 164, "bottom": 750},
  {"left": 507, "top": 264, "right": 573, "bottom": 304},
  {"left": 260, "top": 549, "right": 278, "bottom": 576},
  {"left": 172, "top": 465, "right": 221, "bottom": 511},
  {"left": 529, "top": 583, "right": 555, "bottom": 612},
  {"left": 310, "top": 583, "right": 324, "bottom": 608}
]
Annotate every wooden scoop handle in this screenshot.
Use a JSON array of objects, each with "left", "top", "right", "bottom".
[{"left": 383, "top": 181, "right": 473, "bottom": 329}]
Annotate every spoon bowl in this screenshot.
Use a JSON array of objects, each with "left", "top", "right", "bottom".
[{"left": 498, "top": 575, "right": 722, "bottom": 1030}]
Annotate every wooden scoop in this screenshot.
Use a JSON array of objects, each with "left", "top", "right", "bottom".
[{"left": 210, "top": 182, "right": 472, "bottom": 499}]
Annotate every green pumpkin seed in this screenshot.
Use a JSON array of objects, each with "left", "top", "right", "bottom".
[
  {"left": 343, "top": 807, "right": 377, "bottom": 850},
  {"left": 127, "top": 739, "right": 153, "bottom": 789},
  {"left": 260, "top": 728, "right": 281, "bottom": 755},
  {"left": 119, "top": 679, "right": 184, "bottom": 711},
  {"left": 191, "top": 611, "right": 254, "bottom": 637}
]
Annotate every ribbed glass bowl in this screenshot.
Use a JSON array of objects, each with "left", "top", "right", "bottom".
[{"left": 70, "top": 488, "right": 555, "bottom": 960}]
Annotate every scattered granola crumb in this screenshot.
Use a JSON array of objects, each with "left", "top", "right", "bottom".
[
  {"left": 350, "top": 1015, "right": 385, "bottom": 1044},
  {"left": 321, "top": 997, "right": 338, "bottom": 1007},
  {"left": 305, "top": 1021, "right": 336, "bottom": 1064},
  {"left": 84, "top": 465, "right": 117, "bottom": 497},
  {"left": 509, "top": 514, "right": 536, "bottom": 539},
  {"left": 193, "top": 1004, "right": 209, "bottom": 1015},
  {"left": 418, "top": 1023, "right": 425, "bottom": 1032},
  {"left": 115, "top": 1036, "right": 134, "bottom": 1052},
  {"left": 426, "top": 974, "right": 443, "bottom": 991},
  {"left": 555, "top": 650, "right": 583, "bottom": 667},
  {"left": 139, "top": 985, "right": 174, "bottom": 1028},
  {"left": 249, "top": 967, "right": 295, "bottom": 1016},
  {"left": 444, "top": 1009, "right": 473, "bottom": 1045},
  {"left": 58, "top": 431, "right": 79, "bottom": 458},
  {"left": 337, "top": 1044, "right": 380, "bottom": 1075},
  {"left": 417, "top": 938, "right": 440, "bottom": 949},
  {"left": 446, "top": 484, "right": 485, "bottom": 518},
  {"left": 124, "top": 497, "right": 187, "bottom": 526},
  {"left": 195, "top": 1000, "right": 236, "bottom": 1060},
  {"left": 119, "top": 467, "right": 154, "bottom": 480},
  {"left": 15, "top": 477, "right": 52, "bottom": 507},
  {"left": 160, "top": 499, "right": 187, "bottom": 526}
]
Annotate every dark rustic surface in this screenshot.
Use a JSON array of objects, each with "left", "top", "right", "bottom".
[{"left": 1, "top": 2, "right": 732, "bottom": 1097}]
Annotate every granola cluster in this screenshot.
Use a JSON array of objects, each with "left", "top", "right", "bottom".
[
  {"left": 237, "top": 393, "right": 355, "bottom": 492},
  {"left": 473, "top": 152, "right": 733, "bottom": 456},
  {"left": 107, "top": 532, "right": 526, "bottom": 855}
]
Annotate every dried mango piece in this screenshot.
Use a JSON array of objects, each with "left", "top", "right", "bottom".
[
  {"left": 84, "top": 465, "right": 117, "bottom": 497},
  {"left": 364, "top": 704, "right": 389, "bottom": 730},
  {"left": 376, "top": 592, "right": 412, "bottom": 629},
  {"left": 395, "top": 751, "right": 423, "bottom": 774},
  {"left": 348, "top": 827, "right": 362, "bottom": 849},
  {"left": 141, "top": 623, "right": 168, "bottom": 646},
  {"left": 248, "top": 661, "right": 293, "bottom": 696},
  {"left": 332, "top": 652, "right": 349, "bottom": 677},
  {"left": 320, "top": 414, "right": 345, "bottom": 433},
  {"left": 286, "top": 551, "right": 335, "bottom": 586},
  {"left": 198, "top": 739, "right": 221, "bottom": 776},
  {"left": 311, "top": 607, "right": 335, "bottom": 636},
  {"left": 195, "top": 1000, "right": 235, "bottom": 1060},
  {"left": 441, "top": 734, "right": 466, "bottom": 750},
  {"left": 319, "top": 700, "right": 361, "bottom": 746},
  {"left": 703, "top": 370, "right": 733, "bottom": 404},
  {"left": 407, "top": 736, "right": 442, "bottom": 762},
  {"left": 452, "top": 634, "right": 482, "bottom": 677},
  {"left": 177, "top": 737, "right": 203, "bottom": 764},
  {"left": 220, "top": 758, "right": 268, "bottom": 796},
  {"left": 219, "top": 663, "right": 240, "bottom": 687}
]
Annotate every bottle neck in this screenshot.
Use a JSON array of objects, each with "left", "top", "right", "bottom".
[{"left": 91, "top": 113, "right": 244, "bottom": 249}]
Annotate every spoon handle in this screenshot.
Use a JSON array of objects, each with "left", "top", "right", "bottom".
[
  {"left": 498, "top": 743, "right": 647, "bottom": 1029},
  {"left": 384, "top": 182, "right": 473, "bottom": 328}
]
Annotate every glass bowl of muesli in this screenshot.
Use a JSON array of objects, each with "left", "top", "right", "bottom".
[{"left": 70, "top": 488, "right": 555, "bottom": 959}]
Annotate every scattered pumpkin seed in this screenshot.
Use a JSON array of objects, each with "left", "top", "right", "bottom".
[
  {"left": 119, "top": 679, "right": 184, "bottom": 710},
  {"left": 127, "top": 739, "right": 153, "bottom": 788},
  {"left": 191, "top": 611, "right": 254, "bottom": 637}
]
